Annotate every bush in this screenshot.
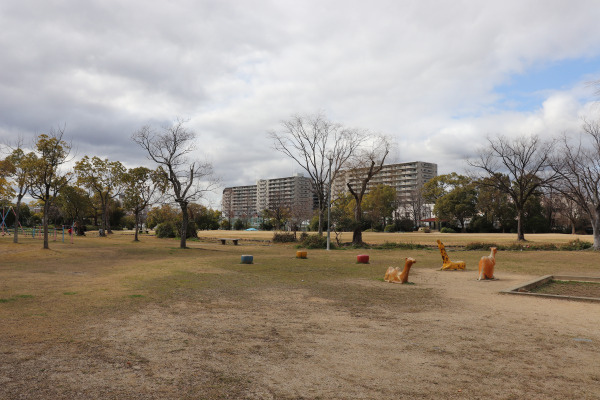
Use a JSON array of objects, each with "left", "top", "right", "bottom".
[
  {"left": 299, "top": 234, "right": 331, "bottom": 249},
  {"left": 272, "top": 232, "right": 296, "bottom": 243},
  {"left": 260, "top": 220, "right": 273, "bottom": 231},
  {"left": 373, "top": 241, "right": 428, "bottom": 250},
  {"left": 440, "top": 227, "right": 456, "bottom": 233},
  {"left": 560, "top": 239, "right": 592, "bottom": 251},
  {"left": 384, "top": 224, "right": 396, "bottom": 233},
  {"left": 465, "top": 242, "right": 499, "bottom": 250},
  {"left": 185, "top": 221, "right": 198, "bottom": 239},
  {"left": 233, "top": 219, "right": 247, "bottom": 230},
  {"left": 121, "top": 215, "right": 135, "bottom": 230},
  {"left": 220, "top": 220, "right": 231, "bottom": 230},
  {"left": 155, "top": 221, "right": 177, "bottom": 238}
]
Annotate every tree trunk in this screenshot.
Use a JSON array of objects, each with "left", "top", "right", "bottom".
[
  {"left": 592, "top": 211, "right": 600, "bottom": 251},
  {"left": 352, "top": 201, "right": 363, "bottom": 245},
  {"left": 571, "top": 224, "right": 576, "bottom": 235},
  {"left": 179, "top": 202, "right": 188, "bottom": 249},
  {"left": 352, "top": 226, "right": 362, "bottom": 244},
  {"left": 517, "top": 208, "right": 525, "bottom": 241},
  {"left": 99, "top": 200, "right": 107, "bottom": 237},
  {"left": 42, "top": 201, "right": 50, "bottom": 250},
  {"left": 134, "top": 211, "right": 139, "bottom": 242},
  {"left": 105, "top": 202, "right": 113, "bottom": 234},
  {"left": 13, "top": 204, "right": 20, "bottom": 244},
  {"left": 317, "top": 197, "right": 324, "bottom": 236}
]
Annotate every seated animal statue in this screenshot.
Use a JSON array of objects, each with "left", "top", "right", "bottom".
[
  {"left": 384, "top": 257, "right": 416, "bottom": 284},
  {"left": 478, "top": 247, "right": 497, "bottom": 280},
  {"left": 436, "top": 239, "right": 466, "bottom": 270}
]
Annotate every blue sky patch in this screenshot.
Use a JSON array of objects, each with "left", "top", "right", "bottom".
[{"left": 493, "top": 56, "right": 600, "bottom": 112}]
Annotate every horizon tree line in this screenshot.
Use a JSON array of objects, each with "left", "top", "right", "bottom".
[{"left": 3, "top": 112, "right": 600, "bottom": 250}]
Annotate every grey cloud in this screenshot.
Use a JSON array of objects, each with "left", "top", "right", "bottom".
[{"left": 2, "top": 0, "right": 600, "bottom": 207}]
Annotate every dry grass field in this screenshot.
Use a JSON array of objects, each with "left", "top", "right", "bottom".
[{"left": 1, "top": 231, "right": 600, "bottom": 399}]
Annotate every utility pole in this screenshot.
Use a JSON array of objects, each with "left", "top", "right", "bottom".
[{"left": 327, "top": 156, "right": 333, "bottom": 251}]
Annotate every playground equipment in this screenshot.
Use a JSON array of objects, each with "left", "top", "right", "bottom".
[
  {"left": 26, "top": 225, "right": 74, "bottom": 243},
  {"left": 241, "top": 255, "right": 254, "bottom": 264},
  {"left": 0, "top": 207, "right": 23, "bottom": 235},
  {"left": 436, "top": 239, "right": 466, "bottom": 270},
  {"left": 296, "top": 251, "right": 307, "bottom": 259},
  {"left": 357, "top": 254, "right": 370, "bottom": 264},
  {"left": 384, "top": 257, "right": 416, "bottom": 284},
  {"left": 478, "top": 247, "right": 497, "bottom": 280}
]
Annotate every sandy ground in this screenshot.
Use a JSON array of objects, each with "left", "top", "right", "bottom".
[{"left": 2, "top": 264, "right": 599, "bottom": 400}]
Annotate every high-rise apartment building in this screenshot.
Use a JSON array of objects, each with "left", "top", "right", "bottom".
[
  {"left": 221, "top": 185, "right": 258, "bottom": 220},
  {"left": 332, "top": 161, "right": 437, "bottom": 200},
  {"left": 222, "top": 173, "right": 316, "bottom": 224}
]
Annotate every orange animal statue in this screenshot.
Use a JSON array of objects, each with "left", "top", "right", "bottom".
[
  {"left": 384, "top": 257, "right": 416, "bottom": 284},
  {"left": 436, "top": 240, "right": 466, "bottom": 270},
  {"left": 478, "top": 247, "right": 497, "bottom": 280}
]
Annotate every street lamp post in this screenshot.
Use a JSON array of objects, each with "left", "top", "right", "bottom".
[{"left": 327, "top": 156, "right": 333, "bottom": 251}]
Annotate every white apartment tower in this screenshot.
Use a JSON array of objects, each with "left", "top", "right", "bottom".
[
  {"left": 221, "top": 185, "right": 258, "bottom": 220},
  {"left": 222, "top": 173, "right": 316, "bottom": 223},
  {"left": 332, "top": 161, "right": 437, "bottom": 199}
]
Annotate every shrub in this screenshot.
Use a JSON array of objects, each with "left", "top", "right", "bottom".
[
  {"left": 233, "top": 219, "right": 246, "bottom": 230},
  {"left": 185, "top": 221, "right": 198, "bottom": 239},
  {"left": 272, "top": 232, "right": 296, "bottom": 243},
  {"left": 155, "top": 221, "right": 177, "bottom": 238},
  {"left": 560, "top": 239, "right": 592, "bottom": 251},
  {"left": 440, "top": 227, "right": 455, "bottom": 233},
  {"left": 465, "top": 242, "right": 499, "bottom": 250},
  {"left": 260, "top": 220, "right": 273, "bottom": 231},
  {"left": 384, "top": 224, "right": 395, "bottom": 233},
  {"left": 120, "top": 215, "right": 135, "bottom": 230},
  {"left": 299, "top": 234, "right": 331, "bottom": 249},
  {"left": 374, "top": 241, "right": 428, "bottom": 250},
  {"left": 220, "top": 220, "right": 231, "bottom": 230}
]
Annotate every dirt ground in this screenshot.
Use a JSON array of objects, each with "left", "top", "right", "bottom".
[
  {"left": 531, "top": 280, "right": 600, "bottom": 298},
  {"left": 1, "top": 235, "right": 600, "bottom": 399}
]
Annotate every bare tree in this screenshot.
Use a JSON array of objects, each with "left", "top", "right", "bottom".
[
  {"left": 551, "top": 119, "right": 600, "bottom": 250},
  {"left": 269, "top": 112, "right": 365, "bottom": 235},
  {"left": 27, "top": 127, "right": 72, "bottom": 249},
  {"left": 132, "top": 118, "right": 218, "bottom": 249},
  {"left": 552, "top": 192, "right": 586, "bottom": 235},
  {"left": 345, "top": 135, "right": 391, "bottom": 244},
  {"left": 468, "top": 135, "right": 558, "bottom": 241},
  {"left": 288, "top": 199, "right": 312, "bottom": 237},
  {"left": 401, "top": 187, "right": 426, "bottom": 230}
]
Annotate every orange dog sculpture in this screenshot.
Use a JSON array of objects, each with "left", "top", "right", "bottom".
[
  {"left": 436, "top": 240, "right": 466, "bottom": 270},
  {"left": 384, "top": 257, "right": 416, "bottom": 284},
  {"left": 478, "top": 247, "right": 497, "bottom": 280}
]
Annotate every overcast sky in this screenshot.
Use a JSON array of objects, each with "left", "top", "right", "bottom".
[{"left": 2, "top": 0, "right": 600, "bottom": 207}]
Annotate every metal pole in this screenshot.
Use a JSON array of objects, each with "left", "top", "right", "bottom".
[{"left": 327, "top": 157, "right": 332, "bottom": 251}]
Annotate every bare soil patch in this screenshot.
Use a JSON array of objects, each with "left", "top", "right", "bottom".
[{"left": 531, "top": 279, "right": 600, "bottom": 298}]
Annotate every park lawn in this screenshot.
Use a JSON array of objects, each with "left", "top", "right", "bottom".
[
  {"left": 1, "top": 231, "right": 600, "bottom": 399},
  {"left": 198, "top": 229, "right": 594, "bottom": 246},
  {"left": 1, "top": 231, "right": 598, "bottom": 342}
]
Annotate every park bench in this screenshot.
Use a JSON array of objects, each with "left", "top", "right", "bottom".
[{"left": 218, "top": 238, "right": 240, "bottom": 245}]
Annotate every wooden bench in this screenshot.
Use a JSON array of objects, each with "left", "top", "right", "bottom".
[{"left": 218, "top": 238, "right": 240, "bottom": 245}]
